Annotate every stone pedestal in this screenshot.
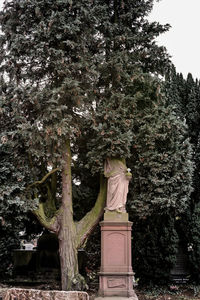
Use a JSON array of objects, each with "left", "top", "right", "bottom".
[{"left": 98, "top": 212, "right": 138, "bottom": 300}]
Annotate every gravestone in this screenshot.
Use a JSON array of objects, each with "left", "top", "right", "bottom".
[
  {"left": 97, "top": 212, "right": 138, "bottom": 300},
  {"left": 12, "top": 249, "right": 37, "bottom": 275},
  {"left": 170, "top": 244, "right": 190, "bottom": 283},
  {"left": 37, "top": 232, "right": 60, "bottom": 269}
]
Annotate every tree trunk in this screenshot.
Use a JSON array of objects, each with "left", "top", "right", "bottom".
[
  {"left": 58, "top": 208, "right": 79, "bottom": 290},
  {"left": 59, "top": 140, "right": 79, "bottom": 290}
]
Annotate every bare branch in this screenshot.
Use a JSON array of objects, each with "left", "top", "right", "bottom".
[{"left": 27, "top": 168, "right": 60, "bottom": 190}]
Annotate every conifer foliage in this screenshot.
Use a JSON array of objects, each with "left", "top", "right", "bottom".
[
  {"left": 129, "top": 98, "right": 193, "bottom": 217},
  {"left": 165, "top": 66, "right": 200, "bottom": 282},
  {"left": 132, "top": 214, "right": 179, "bottom": 284}
]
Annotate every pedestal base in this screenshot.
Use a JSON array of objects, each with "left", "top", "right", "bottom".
[
  {"left": 96, "top": 296, "right": 138, "bottom": 300},
  {"left": 98, "top": 274, "right": 137, "bottom": 298},
  {"left": 98, "top": 212, "right": 138, "bottom": 300}
]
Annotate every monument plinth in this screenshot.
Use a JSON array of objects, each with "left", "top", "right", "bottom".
[{"left": 98, "top": 212, "right": 138, "bottom": 300}]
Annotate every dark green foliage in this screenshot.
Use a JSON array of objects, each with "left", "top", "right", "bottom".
[
  {"left": 85, "top": 225, "right": 101, "bottom": 271},
  {"left": 125, "top": 74, "right": 193, "bottom": 281},
  {"left": 194, "top": 139, "right": 200, "bottom": 205},
  {"left": 172, "top": 207, "right": 200, "bottom": 283},
  {"left": 165, "top": 67, "right": 200, "bottom": 148},
  {"left": 0, "top": 145, "right": 24, "bottom": 278},
  {"left": 124, "top": 69, "right": 194, "bottom": 283},
  {"left": 164, "top": 66, "right": 200, "bottom": 283},
  {"left": 128, "top": 99, "right": 193, "bottom": 217},
  {"left": 0, "top": 228, "right": 20, "bottom": 278},
  {"left": 0, "top": 0, "right": 170, "bottom": 168},
  {"left": 0, "top": 0, "right": 173, "bottom": 223},
  {"left": 164, "top": 65, "right": 185, "bottom": 119},
  {"left": 84, "top": 0, "right": 170, "bottom": 172},
  {"left": 165, "top": 69, "right": 200, "bottom": 191},
  {"left": 185, "top": 206, "right": 200, "bottom": 282},
  {"left": 0, "top": 79, "right": 36, "bottom": 277},
  {"left": 71, "top": 130, "right": 101, "bottom": 221},
  {"left": 132, "top": 215, "right": 179, "bottom": 285},
  {"left": 72, "top": 181, "right": 99, "bottom": 221}
]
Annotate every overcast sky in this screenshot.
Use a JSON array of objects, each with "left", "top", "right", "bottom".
[
  {"left": 149, "top": 0, "right": 200, "bottom": 80},
  {"left": 0, "top": 0, "right": 200, "bottom": 79}
]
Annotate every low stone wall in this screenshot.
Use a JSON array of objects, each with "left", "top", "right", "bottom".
[
  {"left": 4, "top": 288, "right": 89, "bottom": 300},
  {"left": 0, "top": 288, "right": 7, "bottom": 300}
]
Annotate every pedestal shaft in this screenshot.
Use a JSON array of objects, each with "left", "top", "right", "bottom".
[{"left": 98, "top": 215, "right": 137, "bottom": 298}]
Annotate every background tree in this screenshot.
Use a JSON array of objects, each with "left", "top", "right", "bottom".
[
  {"left": 132, "top": 214, "right": 179, "bottom": 285},
  {"left": 165, "top": 66, "right": 200, "bottom": 283},
  {"left": 0, "top": 78, "right": 34, "bottom": 278},
  {"left": 127, "top": 77, "right": 193, "bottom": 217},
  {"left": 125, "top": 74, "right": 193, "bottom": 284}
]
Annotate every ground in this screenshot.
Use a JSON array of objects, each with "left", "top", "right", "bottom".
[
  {"left": 0, "top": 282, "right": 200, "bottom": 300},
  {"left": 135, "top": 286, "right": 200, "bottom": 300}
]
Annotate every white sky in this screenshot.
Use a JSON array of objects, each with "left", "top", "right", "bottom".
[
  {"left": 149, "top": 0, "right": 200, "bottom": 79},
  {"left": 0, "top": 0, "right": 200, "bottom": 79}
]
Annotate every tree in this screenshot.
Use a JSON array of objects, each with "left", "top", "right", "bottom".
[
  {"left": 132, "top": 214, "right": 179, "bottom": 285},
  {"left": 128, "top": 91, "right": 193, "bottom": 217},
  {"left": 0, "top": 0, "right": 188, "bottom": 290},
  {"left": 0, "top": 77, "right": 34, "bottom": 277},
  {"left": 165, "top": 68, "right": 200, "bottom": 205},
  {"left": 164, "top": 67, "right": 200, "bottom": 282}
]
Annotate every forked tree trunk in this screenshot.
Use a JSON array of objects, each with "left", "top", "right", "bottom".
[{"left": 33, "top": 139, "right": 107, "bottom": 291}]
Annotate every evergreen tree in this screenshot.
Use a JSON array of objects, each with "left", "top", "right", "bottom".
[
  {"left": 132, "top": 214, "right": 179, "bottom": 285},
  {"left": 165, "top": 66, "right": 200, "bottom": 283},
  {"left": 0, "top": 78, "right": 31, "bottom": 277},
  {"left": 165, "top": 67, "right": 200, "bottom": 204},
  {"left": 129, "top": 99, "right": 193, "bottom": 217},
  {"left": 165, "top": 65, "right": 184, "bottom": 118}
]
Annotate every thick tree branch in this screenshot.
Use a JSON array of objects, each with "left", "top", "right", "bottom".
[
  {"left": 26, "top": 168, "right": 60, "bottom": 190},
  {"left": 33, "top": 203, "right": 60, "bottom": 233},
  {"left": 76, "top": 175, "right": 107, "bottom": 248}
]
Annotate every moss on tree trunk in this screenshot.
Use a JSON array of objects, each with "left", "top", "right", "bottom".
[{"left": 32, "top": 140, "right": 107, "bottom": 290}]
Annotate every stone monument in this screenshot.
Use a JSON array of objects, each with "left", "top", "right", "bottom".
[{"left": 96, "top": 159, "right": 138, "bottom": 300}]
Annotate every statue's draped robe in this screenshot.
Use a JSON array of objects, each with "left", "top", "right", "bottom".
[{"left": 104, "top": 159, "right": 129, "bottom": 212}]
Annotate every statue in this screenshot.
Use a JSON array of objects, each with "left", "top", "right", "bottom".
[{"left": 104, "top": 158, "right": 132, "bottom": 213}]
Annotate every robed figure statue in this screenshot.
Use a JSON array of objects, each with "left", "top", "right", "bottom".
[{"left": 104, "top": 158, "right": 132, "bottom": 213}]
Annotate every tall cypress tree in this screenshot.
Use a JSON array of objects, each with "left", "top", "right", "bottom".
[
  {"left": 165, "top": 66, "right": 200, "bottom": 282},
  {"left": 165, "top": 68, "right": 200, "bottom": 203}
]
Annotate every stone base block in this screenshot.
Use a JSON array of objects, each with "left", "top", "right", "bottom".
[
  {"left": 95, "top": 296, "right": 138, "bottom": 300},
  {"left": 4, "top": 288, "right": 89, "bottom": 300},
  {"left": 104, "top": 212, "right": 129, "bottom": 222},
  {"left": 98, "top": 273, "right": 137, "bottom": 298}
]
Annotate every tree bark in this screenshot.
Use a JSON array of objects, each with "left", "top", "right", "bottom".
[
  {"left": 58, "top": 140, "right": 79, "bottom": 290},
  {"left": 58, "top": 207, "right": 78, "bottom": 290}
]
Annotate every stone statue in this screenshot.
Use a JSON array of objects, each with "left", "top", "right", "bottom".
[{"left": 104, "top": 158, "right": 132, "bottom": 213}]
